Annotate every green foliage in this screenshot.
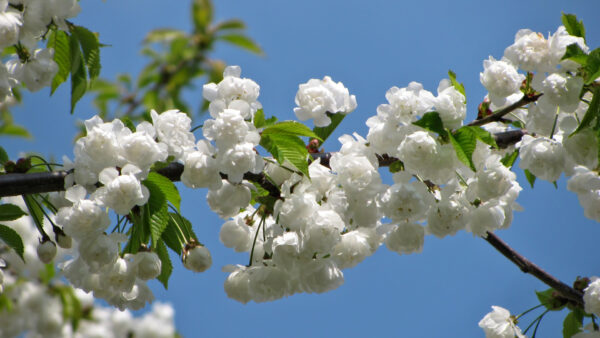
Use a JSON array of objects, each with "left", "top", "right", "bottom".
[
  {"left": 262, "top": 121, "right": 322, "bottom": 140},
  {"left": 561, "top": 43, "right": 588, "bottom": 65},
  {"left": 69, "top": 33, "right": 88, "bottom": 114},
  {"left": 562, "top": 308, "right": 584, "bottom": 338},
  {"left": 561, "top": 13, "right": 585, "bottom": 41},
  {"left": 192, "top": 0, "right": 213, "bottom": 33},
  {"left": 0, "top": 203, "right": 27, "bottom": 221},
  {"left": 388, "top": 160, "right": 404, "bottom": 173},
  {"left": 22, "top": 195, "right": 45, "bottom": 235},
  {"left": 313, "top": 113, "right": 346, "bottom": 147},
  {"left": 0, "top": 224, "right": 25, "bottom": 261},
  {"left": 448, "top": 70, "right": 466, "bottom": 102},
  {"left": 142, "top": 179, "right": 170, "bottom": 250},
  {"left": 218, "top": 34, "right": 263, "bottom": 55},
  {"left": 47, "top": 30, "right": 71, "bottom": 94},
  {"left": 146, "top": 172, "right": 181, "bottom": 212},
  {"left": 54, "top": 285, "right": 83, "bottom": 331},
  {"left": 0, "top": 146, "right": 8, "bottom": 165},
  {"left": 535, "top": 288, "right": 566, "bottom": 311},
  {"left": 524, "top": 169, "right": 536, "bottom": 188},
  {"left": 156, "top": 240, "right": 173, "bottom": 289},
  {"left": 500, "top": 149, "right": 519, "bottom": 168},
  {"left": 261, "top": 133, "right": 309, "bottom": 177},
  {"left": 413, "top": 111, "right": 449, "bottom": 140},
  {"left": 162, "top": 213, "right": 198, "bottom": 255},
  {"left": 449, "top": 126, "right": 498, "bottom": 172},
  {"left": 72, "top": 26, "right": 102, "bottom": 82}
]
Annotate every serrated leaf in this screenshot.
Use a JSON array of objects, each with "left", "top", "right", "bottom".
[
  {"left": 69, "top": 34, "right": 87, "bottom": 114},
  {"left": 413, "top": 111, "right": 449, "bottom": 140},
  {"left": 448, "top": 70, "right": 466, "bottom": 102},
  {"left": 500, "top": 149, "right": 519, "bottom": 168},
  {"left": 468, "top": 126, "right": 498, "bottom": 148},
  {"left": 585, "top": 49, "right": 600, "bottom": 85},
  {"left": 156, "top": 240, "right": 172, "bottom": 289},
  {"left": 254, "top": 109, "right": 266, "bottom": 128},
  {"left": 124, "top": 211, "right": 148, "bottom": 255},
  {"left": 0, "top": 204, "right": 27, "bottom": 221},
  {"left": 449, "top": 130, "right": 476, "bottom": 171},
  {"left": 260, "top": 133, "right": 309, "bottom": 177},
  {"left": 562, "top": 43, "right": 588, "bottom": 65},
  {"left": 571, "top": 87, "right": 600, "bottom": 136},
  {"left": 561, "top": 13, "right": 585, "bottom": 40},
  {"left": 47, "top": 30, "right": 71, "bottom": 94},
  {"left": 563, "top": 308, "right": 584, "bottom": 338},
  {"left": 0, "top": 146, "right": 8, "bottom": 165},
  {"left": 524, "top": 169, "right": 536, "bottom": 188},
  {"left": 192, "top": 0, "right": 213, "bottom": 32},
  {"left": 142, "top": 179, "right": 169, "bottom": 250},
  {"left": 219, "top": 34, "right": 263, "bottom": 55},
  {"left": 0, "top": 224, "right": 25, "bottom": 261},
  {"left": 73, "top": 26, "right": 101, "bottom": 82},
  {"left": 262, "top": 121, "right": 322, "bottom": 140},
  {"left": 146, "top": 172, "right": 181, "bottom": 212},
  {"left": 313, "top": 113, "right": 346, "bottom": 146}
]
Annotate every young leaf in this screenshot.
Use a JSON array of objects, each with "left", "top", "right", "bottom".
[
  {"left": 0, "top": 204, "right": 27, "bottom": 221},
  {"left": 156, "top": 240, "right": 173, "bottom": 289},
  {"left": 0, "top": 224, "right": 25, "bottom": 261},
  {"left": 524, "top": 169, "right": 536, "bottom": 188},
  {"left": 215, "top": 19, "right": 246, "bottom": 31},
  {"left": 260, "top": 133, "right": 309, "bottom": 177},
  {"left": 219, "top": 34, "right": 263, "bottom": 55},
  {"left": 0, "top": 124, "right": 31, "bottom": 138},
  {"left": 146, "top": 172, "right": 181, "bottom": 212},
  {"left": 262, "top": 121, "right": 322, "bottom": 140},
  {"left": 413, "top": 112, "right": 449, "bottom": 140},
  {"left": 313, "top": 113, "right": 346, "bottom": 146},
  {"left": 561, "top": 13, "right": 585, "bottom": 40},
  {"left": 584, "top": 48, "right": 600, "bottom": 85},
  {"left": 73, "top": 26, "right": 101, "bottom": 81},
  {"left": 562, "top": 308, "right": 584, "bottom": 338},
  {"left": 571, "top": 87, "right": 600, "bottom": 136},
  {"left": 192, "top": 0, "right": 213, "bottom": 32},
  {"left": 69, "top": 34, "right": 87, "bottom": 114},
  {"left": 142, "top": 179, "right": 169, "bottom": 250},
  {"left": 47, "top": 30, "right": 71, "bottom": 94},
  {"left": 468, "top": 126, "right": 498, "bottom": 148},
  {"left": 448, "top": 70, "right": 466, "bottom": 101},
  {"left": 561, "top": 43, "right": 588, "bottom": 65},
  {"left": 449, "top": 131, "right": 476, "bottom": 171},
  {"left": 500, "top": 149, "right": 519, "bottom": 168},
  {"left": 254, "top": 109, "right": 266, "bottom": 128}
]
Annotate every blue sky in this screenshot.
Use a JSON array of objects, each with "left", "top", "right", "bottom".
[{"left": 3, "top": 0, "right": 600, "bottom": 337}]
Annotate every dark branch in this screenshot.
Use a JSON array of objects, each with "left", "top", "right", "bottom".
[
  {"left": 467, "top": 94, "right": 542, "bottom": 127},
  {"left": 483, "top": 231, "right": 584, "bottom": 306}
]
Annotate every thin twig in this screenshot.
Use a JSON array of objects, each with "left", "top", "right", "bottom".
[{"left": 467, "top": 94, "right": 542, "bottom": 127}]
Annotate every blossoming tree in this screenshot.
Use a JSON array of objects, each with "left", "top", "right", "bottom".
[{"left": 1, "top": 0, "right": 600, "bottom": 337}]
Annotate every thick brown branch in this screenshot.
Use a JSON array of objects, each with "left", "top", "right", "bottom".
[
  {"left": 483, "top": 231, "right": 584, "bottom": 306},
  {"left": 467, "top": 94, "right": 542, "bottom": 127}
]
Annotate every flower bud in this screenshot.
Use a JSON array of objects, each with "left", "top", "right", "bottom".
[
  {"left": 53, "top": 227, "right": 72, "bottom": 249},
  {"left": 135, "top": 251, "right": 162, "bottom": 280},
  {"left": 37, "top": 238, "right": 57, "bottom": 264},
  {"left": 182, "top": 244, "right": 212, "bottom": 273}
]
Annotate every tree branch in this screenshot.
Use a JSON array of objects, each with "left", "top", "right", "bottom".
[
  {"left": 467, "top": 94, "right": 542, "bottom": 127},
  {"left": 483, "top": 231, "right": 584, "bottom": 306}
]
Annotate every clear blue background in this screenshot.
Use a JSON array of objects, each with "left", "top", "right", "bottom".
[{"left": 2, "top": 1, "right": 600, "bottom": 337}]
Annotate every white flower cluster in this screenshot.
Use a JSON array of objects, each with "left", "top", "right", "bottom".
[
  {"left": 0, "top": 199, "right": 176, "bottom": 337},
  {"left": 0, "top": 0, "right": 82, "bottom": 103}
]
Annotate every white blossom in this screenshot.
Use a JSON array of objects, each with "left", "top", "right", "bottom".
[
  {"left": 294, "top": 76, "right": 357, "bottom": 127},
  {"left": 478, "top": 306, "right": 526, "bottom": 338}
]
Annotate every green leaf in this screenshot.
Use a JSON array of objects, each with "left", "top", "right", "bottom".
[
  {"left": 72, "top": 26, "right": 101, "bottom": 81},
  {"left": 120, "top": 116, "right": 136, "bottom": 132},
  {"left": 0, "top": 124, "right": 31, "bottom": 138},
  {"left": 69, "top": 33, "right": 87, "bottom": 114},
  {"left": 0, "top": 146, "right": 8, "bottom": 165},
  {"left": 262, "top": 121, "right": 322, "bottom": 140},
  {"left": 561, "top": 43, "right": 588, "bottom": 65},
  {"left": 0, "top": 204, "right": 27, "bottom": 221},
  {"left": 260, "top": 133, "right": 309, "bottom": 177},
  {"left": 413, "top": 111, "right": 449, "bottom": 140},
  {"left": 47, "top": 30, "right": 71, "bottom": 94},
  {"left": 123, "top": 211, "right": 147, "bottom": 255},
  {"left": 143, "top": 28, "right": 187, "bottom": 44},
  {"left": 468, "top": 126, "right": 498, "bottom": 148},
  {"left": 0, "top": 224, "right": 25, "bottom": 261},
  {"left": 448, "top": 70, "right": 466, "bottom": 102},
  {"left": 571, "top": 87, "right": 600, "bottom": 136},
  {"left": 39, "top": 263, "right": 55, "bottom": 285},
  {"left": 312, "top": 113, "right": 346, "bottom": 146},
  {"left": 563, "top": 308, "right": 584, "bottom": 338},
  {"left": 22, "top": 195, "right": 44, "bottom": 234},
  {"left": 55, "top": 285, "right": 82, "bottom": 331},
  {"left": 253, "top": 109, "right": 266, "bottom": 128},
  {"left": 215, "top": 19, "right": 246, "bottom": 31},
  {"left": 500, "top": 149, "right": 519, "bottom": 168},
  {"left": 561, "top": 13, "right": 585, "bottom": 40},
  {"left": 142, "top": 179, "right": 170, "bottom": 250},
  {"left": 585, "top": 48, "right": 600, "bottom": 85},
  {"left": 449, "top": 131, "right": 476, "bottom": 171},
  {"left": 524, "top": 169, "right": 536, "bottom": 188},
  {"left": 192, "top": 0, "right": 213, "bottom": 32},
  {"left": 156, "top": 240, "right": 172, "bottom": 289},
  {"left": 388, "top": 160, "right": 404, "bottom": 173},
  {"left": 162, "top": 213, "right": 197, "bottom": 255},
  {"left": 145, "top": 172, "right": 181, "bottom": 212},
  {"left": 219, "top": 34, "right": 263, "bottom": 55}
]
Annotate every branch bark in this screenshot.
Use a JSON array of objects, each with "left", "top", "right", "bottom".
[{"left": 467, "top": 94, "right": 541, "bottom": 127}]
